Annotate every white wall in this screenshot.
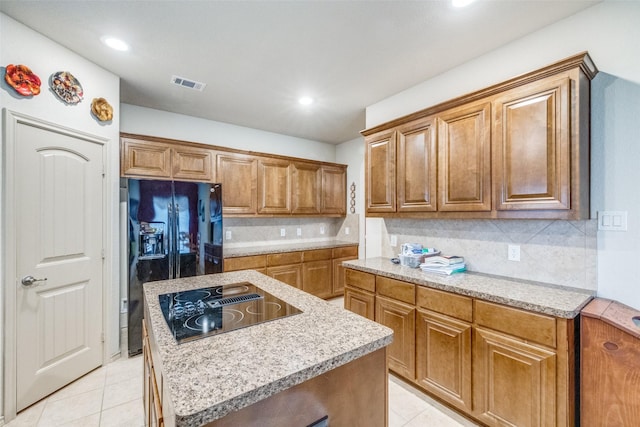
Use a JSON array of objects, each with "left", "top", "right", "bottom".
[
  {"left": 336, "top": 137, "right": 366, "bottom": 258},
  {"left": 121, "top": 104, "right": 337, "bottom": 163},
  {"left": 0, "top": 13, "right": 121, "bottom": 419},
  {"left": 365, "top": 1, "right": 640, "bottom": 310}
]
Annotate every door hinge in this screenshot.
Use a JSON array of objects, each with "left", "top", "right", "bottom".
[
  {"left": 101, "top": 333, "right": 105, "bottom": 343},
  {"left": 102, "top": 249, "right": 105, "bottom": 259}
]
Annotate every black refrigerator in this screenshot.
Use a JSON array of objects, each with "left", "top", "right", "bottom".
[{"left": 124, "top": 178, "right": 223, "bottom": 356}]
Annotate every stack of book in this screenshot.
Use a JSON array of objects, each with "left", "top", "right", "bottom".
[{"left": 420, "top": 255, "right": 466, "bottom": 276}]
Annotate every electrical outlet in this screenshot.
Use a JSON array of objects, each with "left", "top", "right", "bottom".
[
  {"left": 508, "top": 244, "right": 520, "bottom": 261},
  {"left": 280, "top": 228, "right": 286, "bottom": 237},
  {"left": 390, "top": 235, "right": 397, "bottom": 247},
  {"left": 345, "top": 227, "right": 350, "bottom": 235},
  {"left": 320, "top": 226, "right": 325, "bottom": 235},
  {"left": 120, "top": 299, "right": 128, "bottom": 313},
  {"left": 297, "top": 228, "right": 302, "bottom": 236},
  {"left": 225, "top": 230, "right": 232, "bottom": 240}
]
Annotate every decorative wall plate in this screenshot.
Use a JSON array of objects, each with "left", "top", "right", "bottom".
[
  {"left": 91, "top": 97, "right": 113, "bottom": 121},
  {"left": 4, "top": 64, "right": 41, "bottom": 96},
  {"left": 50, "top": 71, "right": 83, "bottom": 104}
]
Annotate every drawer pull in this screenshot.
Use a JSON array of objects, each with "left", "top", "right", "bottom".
[{"left": 603, "top": 341, "right": 619, "bottom": 351}]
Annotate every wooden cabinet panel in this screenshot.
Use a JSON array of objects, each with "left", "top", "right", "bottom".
[
  {"left": 257, "top": 158, "right": 291, "bottom": 214},
  {"left": 475, "top": 300, "right": 556, "bottom": 348},
  {"left": 493, "top": 75, "right": 571, "bottom": 211},
  {"left": 267, "top": 251, "right": 302, "bottom": 266},
  {"left": 223, "top": 255, "right": 267, "bottom": 272},
  {"left": 172, "top": 146, "right": 213, "bottom": 182},
  {"left": 217, "top": 154, "right": 258, "bottom": 215},
  {"left": 376, "top": 276, "right": 415, "bottom": 305},
  {"left": 581, "top": 300, "right": 640, "bottom": 427},
  {"left": 417, "top": 286, "right": 473, "bottom": 323},
  {"left": 344, "top": 286, "right": 375, "bottom": 321},
  {"left": 366, "top": 130, "right": 396, "bottom": 213},
  {"left": 473, "top": 327, "right": 557, "bottom": 427},
  {"left": 333, "top": 246, "right": 357, "bottom": 258},
  {"left": 345, "top": 269, "right": 375, "bottom": 293},
  {"left": 438, "top": 101, "right": 492, "bottom": 212},
  {"left": 302, "top": 259, "right": 333, "bottom": 299},
  {"left": 321, "top": 165, "right": 346, "bottom": 215},
  {"left": 121, "top": 139, "right": 172, "bottom": 178},
  {"left": 376, "top": 295, "right": 415, "bottom": 379},
  {"left": 397, "top": 117, "right": 437, "bottom": 212},
  {"left": 303, "top": 248, "right": 332, "bottom": 262},
  {"left": 267, "top": 264, "right": 302, "bottom": 289},
  {"left": 291, "top": 162, "right": 321, "bottom": 215},
  {"left": 332, "top": 255, "right": 357, "bottom": 296},
  {"left": 416, "top": 309, "right": 472, "bottom": 413}
]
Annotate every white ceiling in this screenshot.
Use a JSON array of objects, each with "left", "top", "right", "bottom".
[{"left": 1, "top": 0, "right": 600, "bottom": 144}]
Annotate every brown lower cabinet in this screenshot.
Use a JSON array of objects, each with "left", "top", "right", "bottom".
[
  {"left": 344, "top": 267, "right": 577, "bottom": 427},
  {"left": 225, "top": 245, "right": 357, "bottom": 299}
]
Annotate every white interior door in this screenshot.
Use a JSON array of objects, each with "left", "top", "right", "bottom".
[{"left": 13, "top": 116, "right": 105, "bottom": 411}]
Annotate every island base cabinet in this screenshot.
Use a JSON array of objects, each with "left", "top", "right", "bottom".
[
  {"left": 473, "top": 327, "right": 557, "bottom": 427},
  {"left": 143, "top": 321, "right": 164, "bottom": 427},
  {"left": 203, "top": 348, "right": 388, "bottom": 427},
  {"left": 415, "top": 309, "right": 472, "bottom": 414}
]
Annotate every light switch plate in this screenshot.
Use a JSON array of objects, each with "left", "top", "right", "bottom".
[
  {"left": 508, "top": 244, "right": 520, "bottom": 261},
  {"left": 390, "top": 235, "right": 397, "bottom": 247},
  {"left": 599, "top": 211, "right": 628, "bottom": 231},
  {"left": 225, "top": 230, "right": 232, "bottom": 240}
]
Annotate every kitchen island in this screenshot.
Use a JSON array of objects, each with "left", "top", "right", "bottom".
[{"left": 142, "top": 269, "right": 393, "bottom": 427}]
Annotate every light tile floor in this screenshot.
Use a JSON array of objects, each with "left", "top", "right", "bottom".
[{"left": 6, "top": 355, "right": 479, "bottom": 427}]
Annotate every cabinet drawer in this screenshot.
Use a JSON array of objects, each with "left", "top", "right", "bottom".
[
  {"left": 224, "top": 255, "right": 267, "bottom": 272},
  {"left": 333, "top": 245, "right": 358, "bottom": 258},
  {"left": 417, "top": 286, "right": 473, "bottom": 323},
  {"left": 303, "top": 248, "right": 332, "bottom": 261},
  {"left": 267, "top": 251, "right": 302, "bottom": 266},
  {"left": 377, "top": 276, "right": 415, "bottom": 305},
  {"left": 345, "top": 269, "right": 375, "bottom": 293},
  {"left": 475, "top": 300, "right": 556, "bottom": 348}
]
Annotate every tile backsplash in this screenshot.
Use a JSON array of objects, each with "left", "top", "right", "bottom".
[
  {"left": 380, "top": 218, "right": 597, "bottom": 291},
  {"left": 224, "top": 215, "right": 359, "bottom": 248}
]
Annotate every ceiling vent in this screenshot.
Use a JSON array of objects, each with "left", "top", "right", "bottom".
[{"left": 170, "top": 75, "right": 206, "bottom": 92}]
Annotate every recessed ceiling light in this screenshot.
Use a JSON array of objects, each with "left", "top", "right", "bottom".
[
  {"left": 298, "top": 96, "right": 314, "bottom": 106},
  {"left": 452, "top": 0, "right": 475, "bottom": 7},
  {"left": 101, "top": 36, "right": 129, "bottom": 51}
]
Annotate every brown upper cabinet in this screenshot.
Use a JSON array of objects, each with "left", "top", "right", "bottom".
[
  {"left": 291, "top": 162, "right": 322, "bottom": 215},
  {"left": 362, "top": 52, "right": 597, "bottom": 220},
  {"left": 438, "top": 101, "right": 491, "bottom": 212},
  {"left": 257, "top": 158, "right": 291, "bottom": 215},
  {"left": 121, "top": 136, "right": 212, "bottom": 182},
  {"left": 120, "top": 133, "right": 347, "bottom": 217},
  {"left": 216, "top": 152, "right": 258, "bottom": 215}
]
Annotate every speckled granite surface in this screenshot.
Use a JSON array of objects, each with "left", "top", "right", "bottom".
[
  {"left": 223, "top": 240, "right": 357, "bottom": 258},
  {"left": 143, "top": 270, "right": 392, "bottom": 427},
  {"left": 343, "top": 257, "right": 594, "bottom": 318}
]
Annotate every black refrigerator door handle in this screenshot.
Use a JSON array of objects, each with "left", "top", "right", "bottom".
[
  {"left": 167, "top": 202, "right": 174, "bottom": 278},
  {"left": 175, "top": 204, "right": 181, "bottom": 278}
]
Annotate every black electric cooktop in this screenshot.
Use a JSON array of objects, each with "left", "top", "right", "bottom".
[{"left": 158, "top": 282, "right": 302, "bottom": 344}]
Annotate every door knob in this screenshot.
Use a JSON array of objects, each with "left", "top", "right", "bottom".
[{"left": 21, "top": 275, "right": 47, "bottom": 286}]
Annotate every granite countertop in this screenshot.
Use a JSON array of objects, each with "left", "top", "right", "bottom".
[
  {"left": 343, "top": 257, "right": 594, "bottom": 319},
  {"left": 223, "top": 239, "right": 357, "bottom": 258},
  {"left": 143, "top": 270, "right": 392, "bottom": 427}
]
